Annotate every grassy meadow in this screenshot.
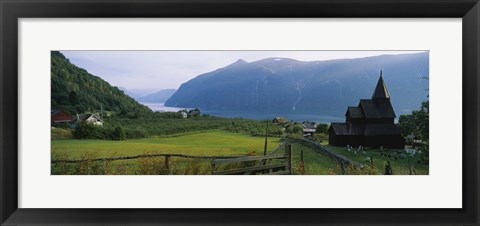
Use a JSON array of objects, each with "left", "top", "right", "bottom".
[
  {"left": 51, "top": 129, "right": 427, "bottom": 175},
  {"left": 52, "top": 130, "right": 286, "bottom": 175},
  {"left": 324, "top": 145, "right": 429, "bottom": 175},
  {"left": 52, "top": 130, "right": 282, "bottom": 159}
]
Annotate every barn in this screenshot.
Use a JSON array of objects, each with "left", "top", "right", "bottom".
[{"left": 328, "top": 71, "right": 405, "bottom": 149}]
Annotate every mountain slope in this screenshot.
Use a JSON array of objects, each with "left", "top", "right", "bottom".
[
  {"left": 137, "top": 89, "right": 176, "bottom": 103},
  {"left": 51, "top": 51, "right": 152, "bottom": 117},
  {"left": 165, "top": 52, "right": 429, "bottom": 118}
]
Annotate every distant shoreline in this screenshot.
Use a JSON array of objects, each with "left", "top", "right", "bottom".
[{"left": 141, "top": 102, "right": 341, "bottom": 123}]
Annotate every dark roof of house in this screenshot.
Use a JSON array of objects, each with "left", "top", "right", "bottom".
[
  {"left": 77, "top": 113, "right": 102, "bottom": 122},
  {"left": 77, "top": 114, "right": 91, "bottom": 121},
  {"left": 273, "top": 116, "right": 288, "bottom": 124},
  {"left": 347, "top": 106, "right": 365, "bottom": 118},
  {"left": 301, "top": 121, "right": 317, "bottom": 129},
  {"left": 51, "top": 110, "right": 74, "bottom": 122},
  {"left": 364, "top": 124, "right": 402, "bottom": 136},
  {"left": 359, "top": 99, "right": 396, "bottom": 118},
  {"left": 371, "top": 73, "right": 391, "bottom": 99}
]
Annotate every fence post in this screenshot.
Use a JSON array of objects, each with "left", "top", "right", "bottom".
[
  {"left": 300, "top": 150, "right": 304, "bottom": 162},
  {"left": 340, "top": 161, "right": 345, "bottom": 175},
  {"left": 370, "top": 156, "right": 374, "bottom": 170},
  {"left": 408, "top": 158, "right": 412, "bottom": 175},
  {"left": 211, "top": 158, "right": 216, "bottom": 175},
  {"left": 285, "top": 144, "right": 292, "bottom": 174},
  {"left": 165, "top": 156, "right": 170, "bottom": 174}
]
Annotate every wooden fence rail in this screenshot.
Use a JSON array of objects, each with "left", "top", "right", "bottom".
[
  {"left": 288, "top": 138, "right": 364, "bottom": 170},
  {"left": 211, "top": 144, "right": 292, "bottom": 175},
  {"left": 51, "top": 153, "right": 249, "bottom": 164}
]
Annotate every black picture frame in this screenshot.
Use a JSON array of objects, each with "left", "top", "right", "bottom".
[{"left": 1, "top": 0, "right": 479, "bottom": 225}]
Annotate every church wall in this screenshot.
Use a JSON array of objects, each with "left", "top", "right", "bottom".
[{"left": 365, "top": 118, "right": 394, "bottom": 124}]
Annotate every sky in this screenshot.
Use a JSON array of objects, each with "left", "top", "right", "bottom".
[{"left": 61, "top": 50, "right": 425, "bottom": 93}]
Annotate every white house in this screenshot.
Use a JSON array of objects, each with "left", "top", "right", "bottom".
[{"left": 76, "top": 113, "right": 103, "bottom": 126}]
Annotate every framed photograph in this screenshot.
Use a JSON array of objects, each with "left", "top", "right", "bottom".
[{"left": 1, "top": 0, "right": 479, "bottom": 225}]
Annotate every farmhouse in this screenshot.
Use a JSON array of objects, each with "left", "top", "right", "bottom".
[
  {"left": 301, "top": 121, "right": 318, "bottom": 137},
  {"left": 51, "top": 110, "right": 74, "bottom": 125},
  {"left": 76, "top": 113, "right": 103, "bottom": 126},
  {"left": 272, "top": 116, "right": 289, "bottom": 124},
  {"left": 51, "top": 110, "right": 74, "bottom": 123},
  {"left": 328, "top": 71, "right": 405, "bottom": 149},
  {"left": 177, "top": 110, "right": 188, "bottom": 118}
]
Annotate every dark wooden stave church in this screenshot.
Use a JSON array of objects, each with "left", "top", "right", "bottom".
[{"left": 328, "top": 71, "right": 405, "bottom": 149}]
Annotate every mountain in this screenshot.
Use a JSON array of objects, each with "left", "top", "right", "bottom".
[
  {"left": 137, "top": 89, "right": 177, "bottom": 103},
  {"left": 118, "top": 87, "right": 137, "bottom": 98},
  {"left": 51, "top": 51, "right": 152, "bottom": 117},
  {"left": 118, "top": 87, "right": 158, "bottom": 99},
  {"left": 165, "top": 52, "right": 429, "bottom": 118}
]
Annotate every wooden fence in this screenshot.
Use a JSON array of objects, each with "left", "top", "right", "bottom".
[
  {"left": 52, "top": 143, "right": 292, "bottom": 175},
  {"left": 51, "top": 153, "right": 247, "bottom": 164},
  {"left": 52, "top": 153, "right": 255, "bottom": 175},
  {"left": 288, "top": 138, "right": 364, "bottom": 174},
  {"left": 211, "top": 144, "right": 292, "bottom": 175}
]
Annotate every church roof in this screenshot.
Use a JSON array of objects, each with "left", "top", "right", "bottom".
[
  {"left": 371, "top": 71, "right": 391, "bottom": 99},
  {"left": 330, "top": 123, "right": 365, "bottom": 136},
  {"left": 347, "top": 106, "right": 365, "bottom": 118},
  {"left": 359, "top": 99, "right": 396, "bottom": 118},
  {"left": 330, "top": 123, "right": 348, "bottom": 135}
]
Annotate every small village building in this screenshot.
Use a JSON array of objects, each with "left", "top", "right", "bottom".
[
  {"left": 177, "top": 110, "right": 188, "bottom": 118},
  {"left": 76, "top": 113, "right": 103, "bottom": 126},
  {"left": 328, "top": 71, "right": 405, "bottom": 149},
  {"left": 188, "top": 108, "right": 201, "bottom": 118},
  {"left": 51, "top": 110, "right": 74, "bottom": 125},
  {"left": 272, "top": 116, "right": 289, "bottom": 124},
  {"left": 301, "top": 121, "right": 318, "bottom": 137},
  {"left": 51, "top": 110, "right": 74, "bottom": 123}
]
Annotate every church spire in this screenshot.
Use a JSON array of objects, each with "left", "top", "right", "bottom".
[{"left": 372, "top": 70, "right": 390, "bottom": 99}]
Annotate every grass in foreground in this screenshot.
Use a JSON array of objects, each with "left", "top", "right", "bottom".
[
  {"left": 324, "top": 145, "right": 428, "bottom": 175},
  {"left": 51, "top": 130, "right": 282, "bottom": 175},
  {"left": 52, "top": 130, "right": 281, "bottom": 159},
  {"left": 290, "top": 144, "right": 342, "bottom": 175}
]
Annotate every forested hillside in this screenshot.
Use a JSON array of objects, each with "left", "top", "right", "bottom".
[{"left": 51, "top": 51, "right": 152, "bottom": 117}]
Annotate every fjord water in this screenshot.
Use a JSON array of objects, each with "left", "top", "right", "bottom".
[{"left": 141, "top": 102, "right": 342, "bottom": 123}]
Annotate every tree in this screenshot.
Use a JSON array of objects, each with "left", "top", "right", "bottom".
[
  {"left": 73, "top": 122, "right": 104, "bottom": 139},
  {"left": 315, "top": 123, "right": 329, "bottom": 134},
  {"left": 111, "top": 126, "right": 126, "bottom": 140},
  {"left": 292, "top": 125, "right": 303, "bottom": 135},
  {"left": 188, "top": 108, "right": 201, "bottom": 118},
  {"left": 398, "top": 101, "right": 429, "bottom": 141},
  {"left": 68, "top": 91, "right": 79, "bottom": 105}
]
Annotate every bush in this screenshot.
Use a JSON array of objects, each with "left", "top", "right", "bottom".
[
  {"left": 111, "top": 126, "right": 126, "bottom": 140},
  {"left": 51, "top": 127, "right": 73, "bottom": 140},
  {"left": 315, "top": 124, "right": 329, "bottom": 134},
  {"left": 125, "top": 129, "right": 148, "bottom": 139},
  {"left": 73, "top": 122, "right": 105, "bottom": 139}
]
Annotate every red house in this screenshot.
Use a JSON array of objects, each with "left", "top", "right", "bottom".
[{"left": 51, "top": 110, "right": 74, "bottom": 124}]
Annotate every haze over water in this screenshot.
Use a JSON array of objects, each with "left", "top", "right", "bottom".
[{"left": 141, "top": 102, "right": 342, "bottom": 123}]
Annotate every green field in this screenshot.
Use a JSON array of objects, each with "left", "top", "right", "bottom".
[
  {"left": 51, "top": 130, "right": 288, "bottom": 175},
  {"left": 52, "top": 130, "right": 281, "bottom": 159},
  {"left": 51, "top": 130, "right": 426, "bottom": 175},
  {"left": 290, "top": 144, "right": 342, "bottom": 175}
]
